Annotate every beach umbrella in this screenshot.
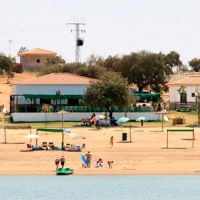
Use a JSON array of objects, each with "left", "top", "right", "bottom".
[
  {"left": 25, "top": 133, "right": 39, "bottom": 143},
  {"left": 91, "top": 115, "right": 106, "bottom": 122},
  {"left": 25, "top": 134, "right": 39, "bottom": 139},
  {"left": 116, "top": 117, "right": 130, "bottom": 124},
  {"left": 155, "top": 110, "right": 169, "bottom": 132},
  {"left": 56, "top": 110, "right": 70, "bottom": 128},
  {"left": 136, "top": 116, "right": 148, "bottom": 122},
  {"left": 61, "top": 127, "right": 71, "bottom": 133}
]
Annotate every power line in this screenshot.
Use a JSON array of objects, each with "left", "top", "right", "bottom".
[{"left": 67, "top": 23, "right": 86, "bottom": 63}]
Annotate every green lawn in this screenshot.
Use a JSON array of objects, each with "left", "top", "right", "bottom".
[{"left": 0, "top": 110, "right": 199, "bottom": 129}]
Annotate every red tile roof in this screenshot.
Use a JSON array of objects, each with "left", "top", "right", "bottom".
[
  {"left": 15, "top": 73, "right": 98, "bottom": 85},
  {"left": 167, "top": 75, "right": 200, "bottom": 86},
  {"left": 18, "top": 48, "right": 57, "bottom": 56}
]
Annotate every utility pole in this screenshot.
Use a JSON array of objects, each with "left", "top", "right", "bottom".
[
  {"left": 67, "top": 22, "right": 86, "bottom": 63},
  {"left": 8, "top": 40, "right": 12, "bottom": 57}
]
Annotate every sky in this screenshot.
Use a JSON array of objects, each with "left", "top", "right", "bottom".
[{"left": 1, "top": 0, "right": 200, "bottom": 65}]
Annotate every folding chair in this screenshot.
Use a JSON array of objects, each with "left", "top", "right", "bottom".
[
  {"left": 75, "top": 146, "right": 81, "bottom": 151},
  {"left": 41, "top": 142, "right": 48, "bottom": 150},
  {"left": 65, "top": 143, "right": 71, "bottom": 150},
  {"left": 81, "top": 143, "right": 86, "bottom": 149},
  {"left": 48, "top": 142, "right": 55, "bottom": 150},
  {"left": 70, "top": 144, "right": 75, "bottom": 150}
]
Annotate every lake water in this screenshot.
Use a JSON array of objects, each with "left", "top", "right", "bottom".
[{"left": 0, "top": 175, "right": 199, "bottom": 200}]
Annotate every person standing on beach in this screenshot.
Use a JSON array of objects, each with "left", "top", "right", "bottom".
[
  {"left": 85, "top": 151, "right": 92, "bottom": 168},
  {"left": 110, "top": 136, "right": 114, "bottom": 148},
  {"left": 55, "top": 157, "right": 60, "bottom": 171},
  {"left": 60, "top": 156, "right": 66, "bottom": 168}
]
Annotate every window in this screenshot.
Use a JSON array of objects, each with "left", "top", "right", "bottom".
[
  {"left": 37, "top": 59, "right": 40, "bottom": 63},
  {"left": 191, "top": 93, "right": 195, "bottom": 97}
]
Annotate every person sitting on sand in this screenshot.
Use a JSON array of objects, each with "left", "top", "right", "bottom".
[
  {"left": 60, "top": 156, "right": 66, "bottom": 168},
  {"left": 107, "top": 161, "right": 114, "bottom": 168},
  {"left": 96, "top": 158, "right": 103, "bottom": 167},
  {"left": 85, "top": 151, "right": 92, "bottom": 168}
]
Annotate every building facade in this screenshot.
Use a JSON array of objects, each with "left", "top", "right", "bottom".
[{"left": 18, "top": 48, "right": 57, "bottom": 71}]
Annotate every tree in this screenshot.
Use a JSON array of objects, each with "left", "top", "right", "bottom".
[
  {"left": 0, "top": 53, "right": 14, "bottom": 83},
  {"left": 177, "top": 85, "right": 187, "bottom": 103},
  {"left": 83, "top": 71, "right": 136, "bottom": 117},
  {"left": 45, "top": 55, "right": 66, "bottom": 66},
  {"left": 179, "top": 64, "right": 188, "bottom": 72},
  {"left": 76, "top": 65, "right": 107, "bottom": 79},
  {"left": 86, "top": 54, "right": 104, "bottom": 66},
  {"left": 116, "top": 50, "right": 181, "bottom": 93},
  {"left": 18, "top": 47, "right": 28, "bottom": 53},
  {"left": 55, "top": 89, "right": 61, "bottom": 109},
  {"left": 164, "top": 51, "right": 182, "bottom": 73},
  {"left": 62, "top": 62, "right": 86, "bottom": 74},
  {"left": 188, "top": 58, "right": 200, "bottom": 72},
  {"left": 120, "top": 51, "right": 166, "bottom": 93}
]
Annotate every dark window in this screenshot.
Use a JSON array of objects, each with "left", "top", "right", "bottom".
[
  {"left": 37, "top": 59, "right": 40, "bottom": 63},
  {"left": 68, "top": 99, "right": 79, "bottom": 105},
  {"left": 40, "top": 99, "right": 51, "bottom": 105},
  {"left": 191, "top": 93, "right": 195, "bottom": 97}
]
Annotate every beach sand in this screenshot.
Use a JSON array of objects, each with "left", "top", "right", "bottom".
[
  {"left": 0, "top": 73, "right": 200, "bottom": 175},
  {"left": 0, "top": 126, "right": 200, "bottom": 175}
]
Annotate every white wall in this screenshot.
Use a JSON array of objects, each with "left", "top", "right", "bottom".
[
  {"left": 11, "top": 112, "right": 162, "bottom": 122},
  {"left": 169, "top": 86, "right": 197, "bottom": 102}
]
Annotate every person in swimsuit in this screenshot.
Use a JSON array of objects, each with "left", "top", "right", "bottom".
[
  {"left": 107, "top": 161, "right": 114, "bottom": 168},
  {"left": 60, "top": 156, "right": 66, "bottom": 168},
  {"left": 85, "top": 151, "right": 92, "bottom": 168},
  {"left": 55, "top": 157, "right": 60, "bottom": 171},
  {"left": 96, "top": 158, "right": 103, "bottom": 167},
  {"left": 110, "top": 136, "right": 114, "bottom": 148}
]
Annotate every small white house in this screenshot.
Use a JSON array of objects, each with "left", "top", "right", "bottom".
[{"left": 167, "top": 75, "right": 200, "bottom": 109}]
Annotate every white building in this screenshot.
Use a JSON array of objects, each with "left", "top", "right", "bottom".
[
  {"left": 10, "top": 73, "right": 97, "bottom": 113},
  {"left": 166, "top": 75, "right": 200, "bottom": 109},
  {"left": 10, "top": 73, "right": 161, "bottom": 122}
]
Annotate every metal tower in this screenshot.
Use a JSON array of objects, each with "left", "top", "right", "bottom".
[{"left": 67, "top": 23, "right": 86, "bottom": 63}]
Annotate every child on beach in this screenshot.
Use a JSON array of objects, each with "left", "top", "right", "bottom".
[
  {"left": 96, "top": 158, "right": 103, "bottom": 168},
  {"left": 107, "top": 161, "right": 114, "bottom": 168}
]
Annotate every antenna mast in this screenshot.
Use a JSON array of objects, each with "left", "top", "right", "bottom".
[{"left": 67, "top": 22, "right": 86, "bottom": 63}]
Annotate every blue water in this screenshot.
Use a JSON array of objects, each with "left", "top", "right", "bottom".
[{"left": 0, "top": 175, "right": 199, "bottom": 200}]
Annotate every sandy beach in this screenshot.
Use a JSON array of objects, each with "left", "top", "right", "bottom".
[
  {"left": 0, "top": 125, "right": 200, "bottom": 175},
  {"left": 0, "top": 73, "right": 200, "bottom": 175}
]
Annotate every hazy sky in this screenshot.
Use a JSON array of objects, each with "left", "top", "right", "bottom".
[{"left": 1, "top": 0, "right": 200, "bottom": 65}]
